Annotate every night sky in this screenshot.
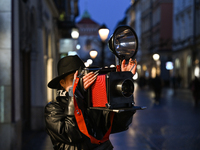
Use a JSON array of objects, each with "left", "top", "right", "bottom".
[{"left": 76, "top": 0, "right": 131, "bottom": 36}]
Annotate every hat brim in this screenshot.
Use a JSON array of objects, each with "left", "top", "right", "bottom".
[{"left": 47, "top": 70, "right": 76, "bottom": 89}]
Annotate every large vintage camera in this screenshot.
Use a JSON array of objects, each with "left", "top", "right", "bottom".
[{"left": 83, "top": 26, "right": 146, "bottom": 112}]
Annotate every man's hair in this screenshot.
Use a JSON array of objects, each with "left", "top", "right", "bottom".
[
  {"left": 57, "top": 83, "right": 63, "bottom": 90},
  {"left": 57, "top": 77, "right": 65, "bottom": 90}
]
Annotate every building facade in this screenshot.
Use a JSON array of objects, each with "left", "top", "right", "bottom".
[
  {"left": 125, "top": 0, "right": 200, "bottom": 88},
  {"left": 76, "top": 10, "right": 115, "bottom": 67},
  {"left": 125, "top": 0, "right": 173, "bottom": 86},
  {"left": 151, "top": 0, "right": 173, "bottom": 85},
  {"left": 76, "top": 10, "right": 101, "bottom": 66},
  {"left": 0, "top": 0, "right": 80, "bottom": 149},
  {"left": 126, "top": 0, "right": 143, "bottom": 75},
  {"left": 19, "top": 0, "right": 60, "bottom": 132},
  {"left": 172, "top": 0, "right": 200, "bottom": 88}
]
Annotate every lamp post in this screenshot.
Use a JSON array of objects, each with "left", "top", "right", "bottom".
[
  {"left": 98, "top": 24, "right": 109, "bottom": 67},
  {"left": 153, "top": 53, "right": 160, "bottom": 75}
]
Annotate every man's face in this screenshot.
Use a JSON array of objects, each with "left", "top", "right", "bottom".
[{"left": 60, "top": 73, "right": 74, "bottom": 92}]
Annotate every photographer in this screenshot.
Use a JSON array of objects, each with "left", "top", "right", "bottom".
[{"left": 45, "top": 55, "right": 137, "bottom": 150}]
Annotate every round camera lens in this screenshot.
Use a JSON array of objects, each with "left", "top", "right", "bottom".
[{"left": 122, "top": 79, "right": 134, "bottom": 97}]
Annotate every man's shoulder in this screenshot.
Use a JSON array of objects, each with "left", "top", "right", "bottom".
[
  {"left": 45, "top": 101, "right": 58, "bottom": 106},
  {"left": 45, "top": 101, "right": 62, "bottom": 112}
]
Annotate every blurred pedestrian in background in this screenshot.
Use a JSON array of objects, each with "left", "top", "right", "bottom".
[
  {"left": 152, "top": 75, "right": 163, "bottom": 104},
  {"left": 190, "top": 76, "right": 200, "bottom": 107},
  {"left": 176, "top": 74, "right": 182, "bottom": 88},
  {"left": 138, "top": 76, "right": 147, "bottom": 89},
  {"left": 171, "top": 75, "right": 178, "bottom": 95}
]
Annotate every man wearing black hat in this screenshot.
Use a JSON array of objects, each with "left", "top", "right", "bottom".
[{"left": 45, "top": 55, "right": 137, "bottom": 150}]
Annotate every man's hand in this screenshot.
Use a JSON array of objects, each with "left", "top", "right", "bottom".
[
  {"left": 121, "top": 58, "right": 137, "bottom": 75},
  {"left": 74, "top": 70, "right": 99, "bottom": 90},
  {"left": 83, "top": 71, "right": 99, "bottom": 90}
]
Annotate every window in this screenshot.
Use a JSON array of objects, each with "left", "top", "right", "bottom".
[
  {"left": 187, "top": 55, "right": 192, "bottom": 67},
  {"left": 175, "top": 58, "right": 180, "bottom": 69}
]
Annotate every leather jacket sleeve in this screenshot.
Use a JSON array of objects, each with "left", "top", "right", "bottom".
[{"left": 44, "top": 101, "right": 83, "bottom": 145}]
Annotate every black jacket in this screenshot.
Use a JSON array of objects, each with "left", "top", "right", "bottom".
[{"left": 45, "top": 92, "right": 135, "bottom": 150}]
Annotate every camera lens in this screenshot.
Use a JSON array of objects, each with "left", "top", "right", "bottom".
[
  {"left": 122, "top": 79, "right": 134, "bottom": 97},
  {"left": 116, "top": 79, "right": 134, "bottom": 97}
]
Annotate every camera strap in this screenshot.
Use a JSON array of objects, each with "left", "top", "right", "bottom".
[{"left": 73, "top": 77, "right": 115, "bottom": 145}]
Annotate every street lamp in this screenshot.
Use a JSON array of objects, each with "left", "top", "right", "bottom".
[
  {"left": 89, "top": 49, "right": 98, "bottom": 59},
  {"left": 98, "top": 24, "right": 109, "bottom": 67},
  {"left": 153, "top": 53, "right": 160, "bottom": 61},
  {"left": 71, "top": 27, "right": 79, "bottom": 39},
  {"left": 153, "top": 53, "right": 160, "bottom": 76}
]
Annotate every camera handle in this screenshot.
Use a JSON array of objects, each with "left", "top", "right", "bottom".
[
  {"left": 115, "top": 56, "right": 121, "bottom": 72},
  {"left": 73, "top": 77, "right": 115, "bottom": 144}
]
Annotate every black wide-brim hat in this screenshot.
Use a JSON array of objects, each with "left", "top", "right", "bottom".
[{"left": 48, "top": 55, "right": 85, "bottom": 89}]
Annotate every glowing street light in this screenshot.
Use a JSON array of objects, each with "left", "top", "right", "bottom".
[
  {"left": 152, "top": 53, "right": 160, "bottom": 76},
  {"left": 76, "top": 44, "right": 81, "bottom": 50},
  {"left": 98, "top": 24, "right": 110, "bottom": 42},
  {"left": 153, "top": 53, "right": 160, "bottom": 61},
  {"left": 71, "top": 27, "right": 79, "bottom": 39},
  {"left": 89, "top": 50, "right": 98, "bottom": 59},
  {"left": 87, "top": 59, "right": 93, "bottom": 65}
]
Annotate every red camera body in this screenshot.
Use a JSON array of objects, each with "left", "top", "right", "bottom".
[{"left": 85, "top": 68, "right": 135, "bottom": 109}]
